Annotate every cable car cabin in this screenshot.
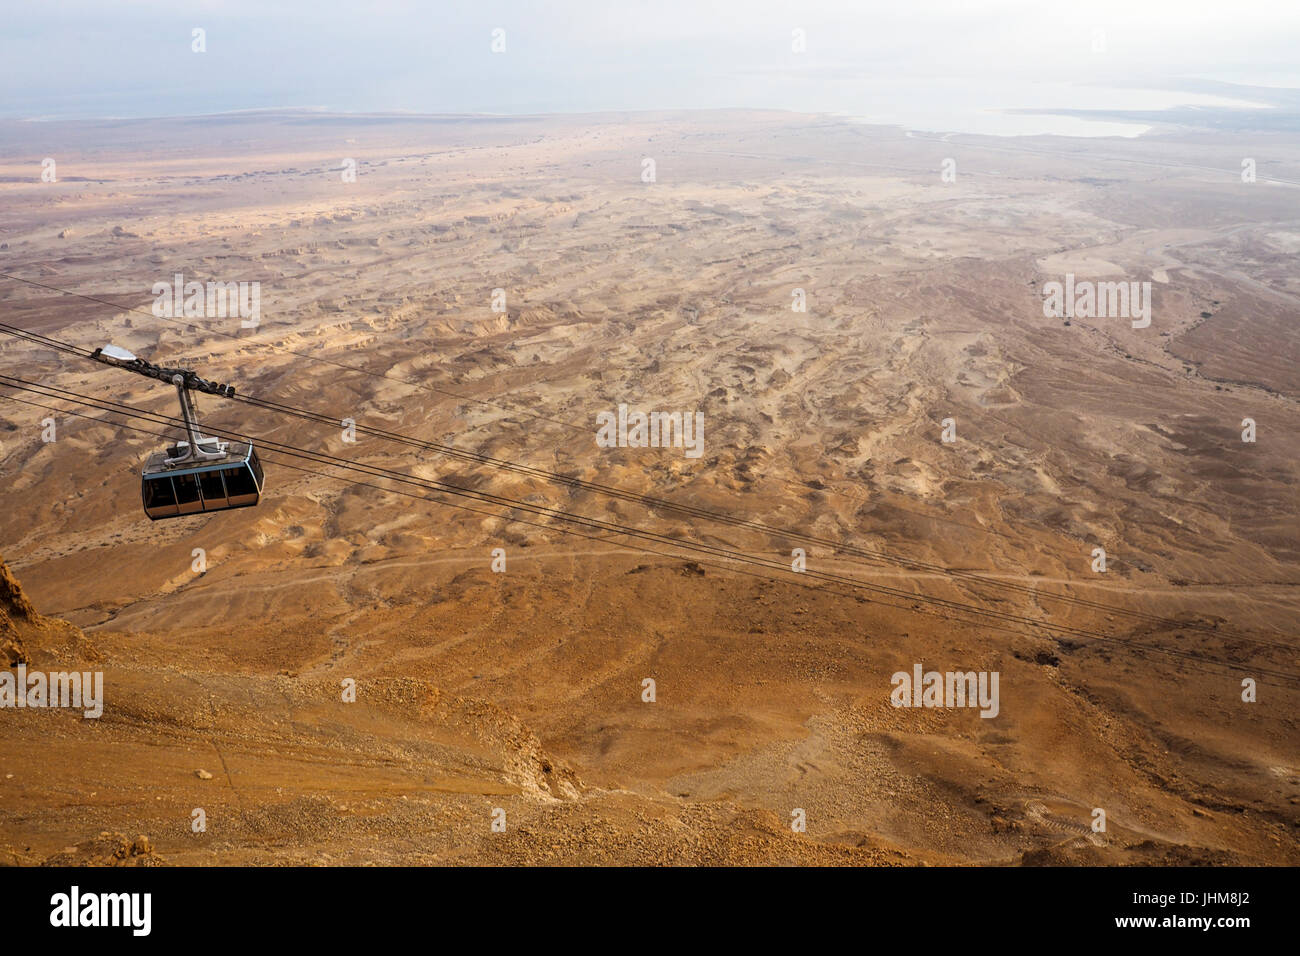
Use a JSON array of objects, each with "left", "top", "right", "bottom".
[{"left": 141, "top": 442, "right": 264, "bottom": 520}]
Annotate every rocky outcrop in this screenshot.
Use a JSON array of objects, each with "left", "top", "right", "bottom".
[{"left": 0, "top": 555, "right": 95, "bottom": 665}]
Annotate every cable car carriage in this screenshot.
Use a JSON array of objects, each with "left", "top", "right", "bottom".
[
  {"left": 141, "top": 440, "right": 264, "bottom": 520},
  {"left": 91, "top": 345, "right": 265, "bottom": 521}
]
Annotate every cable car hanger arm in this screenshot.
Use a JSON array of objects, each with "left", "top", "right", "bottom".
[
  {"left": 89, "top": 345, "right": 235, "bottom": 464},
  {"left": 89, "top": 346, "right": 236, "bottom": 397}
]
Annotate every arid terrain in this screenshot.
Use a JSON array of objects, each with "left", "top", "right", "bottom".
[{"left": 0, "top": 109, "right": 1296, "bottom": 865}]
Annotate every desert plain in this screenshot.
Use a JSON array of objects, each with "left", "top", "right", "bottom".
[{"left": 0, "top": 109, "right": 1297, "bottom": 864}]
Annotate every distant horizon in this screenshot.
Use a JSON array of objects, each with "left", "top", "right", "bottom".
[
  {"left": 4, "top": 1, "right": 1300, "bottom": 136},
  {"left": 4, "top": 76, "right": 1296, "bottom": 140}
]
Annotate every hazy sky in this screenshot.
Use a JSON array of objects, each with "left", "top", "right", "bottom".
[{"left": 2, "top": 0, "right": 1298, "bottom": 120}]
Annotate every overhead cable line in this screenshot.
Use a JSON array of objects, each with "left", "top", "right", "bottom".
[
  {"left": 1, "top": 376, "right": 1293, "bottom": 684},
  {"left": 0, "top": 318, "right": 1273, "bottom": 643}
]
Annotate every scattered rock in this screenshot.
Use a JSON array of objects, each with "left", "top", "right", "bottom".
[{"left": 41, "top": 831, "right": 163, "bottom": 866}]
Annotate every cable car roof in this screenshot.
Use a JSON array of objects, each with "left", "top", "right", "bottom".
[{"left": 142, "top": 441, "right": 254, "bottom": 479}]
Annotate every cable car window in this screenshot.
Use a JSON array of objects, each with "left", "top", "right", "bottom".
[
  {"left": 173, "top": 473, "right": 201, "bottom": 505},
  {"left": 249, "top": 450, "right": 264, "bottom": 488},
  {"left": 224, "top": 465, "right": 257, "bottom": 499},
  {"left": 199, "top": 470, "right": 228, "bottom": 506},
  {"left": 144, "top": 476, "right": 177, "bottom": 509}
]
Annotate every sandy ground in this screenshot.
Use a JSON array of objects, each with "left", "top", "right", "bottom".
[{"left": 0, "top": 110, "right": 1296, "bottom": 865}]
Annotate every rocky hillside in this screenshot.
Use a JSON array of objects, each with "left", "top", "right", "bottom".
[{"left": 0, "top": 556, "right": 94, "bottom": 666}]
